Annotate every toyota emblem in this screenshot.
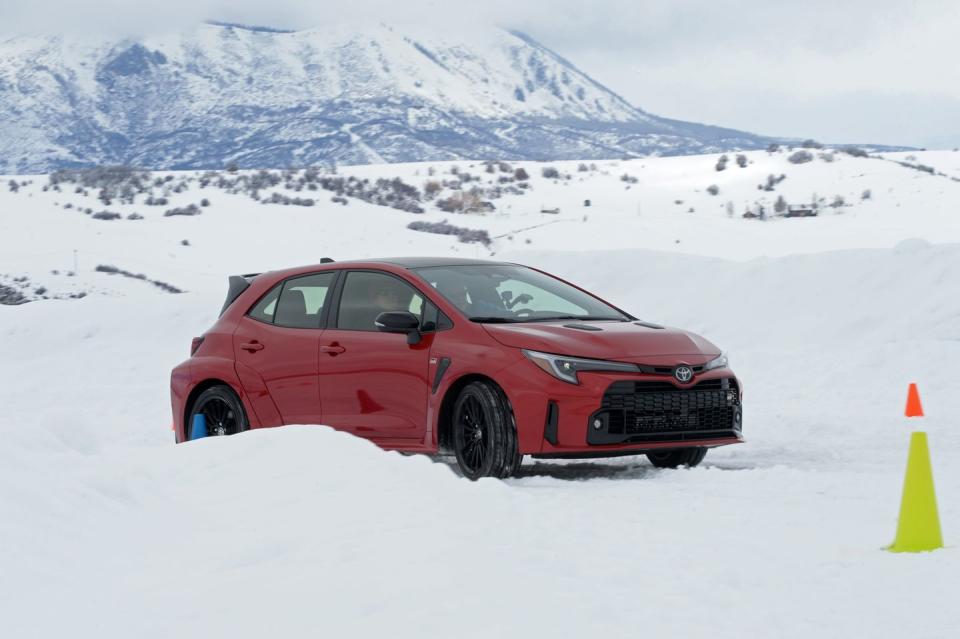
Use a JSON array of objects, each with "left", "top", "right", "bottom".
[{"left": 674, "top": 366, "right": 694, "bottom": 383}]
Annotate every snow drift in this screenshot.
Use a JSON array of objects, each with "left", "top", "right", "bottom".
[{"left": 1, "top": 240, "right": 958, "bottom": 637}]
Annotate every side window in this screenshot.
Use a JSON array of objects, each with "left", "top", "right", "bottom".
[
  {"left": 336, "top": 271, "right": 425, "bottom": 331},
  {"left": 248, "top": 284, "right": 282, "bottom": 323},
  {"left": 274, "top": 272, "right": 337, "bottom": 329}
]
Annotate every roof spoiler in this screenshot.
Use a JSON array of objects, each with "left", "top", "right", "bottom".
[{"left": 220, "top": 273, "right": 260, "bottom": 316}]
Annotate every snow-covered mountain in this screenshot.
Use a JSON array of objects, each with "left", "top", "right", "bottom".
[{"left": 0, "top": 22, "right": 778, "bottom": 172}]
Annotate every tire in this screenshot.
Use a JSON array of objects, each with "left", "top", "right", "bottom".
[
  {"left": 646, "top": 447, "right": 707, "bottom": 469},
  {"left": 451, "top": 381, "right": 521, "bottom": 480},
  {"left": 187, "top": 385, "right": 249, "bottom": 440}
]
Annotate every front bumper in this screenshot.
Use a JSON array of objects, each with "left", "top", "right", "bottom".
[{"left": 497, "top": 359, "right": 743, "bottom": 456}]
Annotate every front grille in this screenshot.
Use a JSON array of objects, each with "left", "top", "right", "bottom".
[{"left": 589, "top": 378, "right": 741, "bottom": 444}]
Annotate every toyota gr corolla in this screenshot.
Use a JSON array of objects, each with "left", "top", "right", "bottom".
[{"left": 170, "top": 258, "right": 743, "bottom": 478}]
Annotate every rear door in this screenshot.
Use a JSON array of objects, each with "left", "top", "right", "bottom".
[
  {"left": 233, "top": 271, "right": 338, "bottom": 425},
  {"left": 317, "top": 270, "right": 432, "bottom": 442}
]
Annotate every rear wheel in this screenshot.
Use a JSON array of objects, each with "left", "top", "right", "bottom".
[
  {"left": 452, "top": 381, "right": 521, "bottom": 480},
  {"left": 187, "top": 386, "right": 248, "bottom": 439},
  {"left": 646, "top": 447, "right": 707, "bottom": 469}
]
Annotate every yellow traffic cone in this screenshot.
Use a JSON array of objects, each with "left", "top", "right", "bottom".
[{"left": 888, "top": 431, "right": 943, "bottom": 553}]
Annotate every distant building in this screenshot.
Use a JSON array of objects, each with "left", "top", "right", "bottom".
[{"left": 786, "top": 205, "right": 817, "bottom": 218}]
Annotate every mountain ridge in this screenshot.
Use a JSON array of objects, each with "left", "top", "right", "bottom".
[{"left": 0, "top": 23, "right": 899, "bottom": 172}]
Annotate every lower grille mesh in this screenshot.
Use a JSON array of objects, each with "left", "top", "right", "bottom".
[{"left": 601, "top": 378, "right": 740, "bottom": 437}]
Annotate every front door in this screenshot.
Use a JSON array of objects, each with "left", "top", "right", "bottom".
[
  {"left": 318, "top": 270, "right": 432, "bottom": 441},
  {"left": 233, "top": 271, "right": 337, "bottom": 425}
]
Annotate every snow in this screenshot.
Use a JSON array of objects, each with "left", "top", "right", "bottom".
[
  {"left": 3, "top": 149, "right": 960, "bottom": 300},
  {"left": 1, "top": 149, "right": 959, "bottom": 637}
]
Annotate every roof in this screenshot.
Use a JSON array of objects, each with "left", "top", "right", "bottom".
[
  {"left": 250, "top": 257, "right": 512, "bottom": 283},
  {"left": 372, "top": 257, "right": 509, "bottom": 269}
]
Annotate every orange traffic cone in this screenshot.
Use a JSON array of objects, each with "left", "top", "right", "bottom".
[{"left": 905, "top": 382, "right": 924, "bottom": 417}]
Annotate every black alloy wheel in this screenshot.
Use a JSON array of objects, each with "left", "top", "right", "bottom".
[
  {"left": 451, "top": 381, "right": 521, "bottom": 480},
  {"left": 458, "top": 394, "right": 489, "bottom": 472},
  {"left": 188, "top": 386, "right": 248, "bottom": 439}
]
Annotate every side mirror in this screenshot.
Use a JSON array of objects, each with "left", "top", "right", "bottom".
[{"left": 374, "top": 311, "right": 422, "bottom": 345}]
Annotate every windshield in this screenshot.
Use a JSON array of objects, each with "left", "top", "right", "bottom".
[{"left": 414, "top": 264, "right": 632, "bottom": 322}]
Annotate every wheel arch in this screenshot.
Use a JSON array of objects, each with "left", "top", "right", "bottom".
[
  {"left": 436, "top": 373, "right": 514, "bottom": 454},
  {"left": 181, "top": 378, "right": 247, "bottom": 441}
]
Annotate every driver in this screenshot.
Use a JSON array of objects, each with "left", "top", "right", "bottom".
[
  {"left": 435, "top": 275, "right": 507, "bottom": 317},
  {"left": 373, "top": 285, "right": 404, "bottom": 312},
  {"left": 442, "top": 283, "right": 470, "bottom": 311}
]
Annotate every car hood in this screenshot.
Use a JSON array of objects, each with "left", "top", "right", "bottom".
[{"left": 482, "top": 321, "right": 721, "bottom": 365}]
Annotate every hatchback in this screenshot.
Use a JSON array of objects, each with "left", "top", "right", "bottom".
[{"left": 170, "top": 257, "right": 742, "bottom": 478}]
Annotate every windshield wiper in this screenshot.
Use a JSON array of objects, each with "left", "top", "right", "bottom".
[
  {"left": 469, "top": 316, "right": 522, "bottom": 323},
  {"left": 525, "top": 315, "right": 629, "bottom": 322}
]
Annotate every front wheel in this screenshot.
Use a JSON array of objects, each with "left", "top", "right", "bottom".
[
  {"left": 451, "top": 381, "right": 521, "bottom": 480},
  {"left": 647, "top": 447, "right": 707, "bottom": 469}
]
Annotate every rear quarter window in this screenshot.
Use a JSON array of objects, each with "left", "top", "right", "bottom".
[{"left": 247, "top": 284, "right": 282, "bottom": 323}]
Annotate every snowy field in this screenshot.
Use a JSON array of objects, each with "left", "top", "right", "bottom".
[{"left": 1, "top": 149, "right": 959, "bottom": 637}]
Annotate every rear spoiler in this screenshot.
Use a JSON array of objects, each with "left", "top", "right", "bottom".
[{"left": 219, "top": 273, "right": 260, "bottom": 316}]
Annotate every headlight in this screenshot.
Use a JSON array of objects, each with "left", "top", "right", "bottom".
[
  {"left": 522, "top": 349, "right": 640, "bottom": 384},
  {"left": 703, "top": 353, "right": 729, "bottom": 371}
]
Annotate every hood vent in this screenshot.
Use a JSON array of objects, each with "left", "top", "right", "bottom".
[
  {"left": 634, "top": 321, "right": 665, "bottom": 330},
  {"left": 563, "top": 323, "right": 603, "bottom": 331}
]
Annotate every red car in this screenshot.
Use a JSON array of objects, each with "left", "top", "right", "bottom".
[{"left": 171, "top": 258, "right": 742, "bottom": 478}]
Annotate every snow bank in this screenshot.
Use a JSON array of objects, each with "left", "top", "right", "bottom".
[{"left": 2, "top": 241, "right": 959, "bottom": 637}]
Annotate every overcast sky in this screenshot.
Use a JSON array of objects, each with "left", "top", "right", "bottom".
[{"left": 6, "top": 0, "right": 959, "bottom": 148}]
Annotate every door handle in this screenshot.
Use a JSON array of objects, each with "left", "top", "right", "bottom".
[
  {"left": 321, "top": 344, "right": 346, "bottom": 355},
  {"left": 240, "top": 341, "right": 265, "bottom": 352}
]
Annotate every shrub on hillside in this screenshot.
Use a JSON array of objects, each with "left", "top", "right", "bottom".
[
  {"left": 95, "top": 264, "right": 183, "bottom": 293},
  {"left": 407, "top": 220, "right": 491, "bottom": 246},
  {"left": 48, "top": 166, "right": 152, "bottom": 204},
  {"left": 164, "top": 204, "right": 201, "bottom": 217},
  {"left": 0, "top": 282, "right": 28, "bottom": 305},
  {"left": 842, "top": 146, "right": 869, "bottom": 158},
  {"left": 774, "top": 195, "right": 787, "bottom": 214}
]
